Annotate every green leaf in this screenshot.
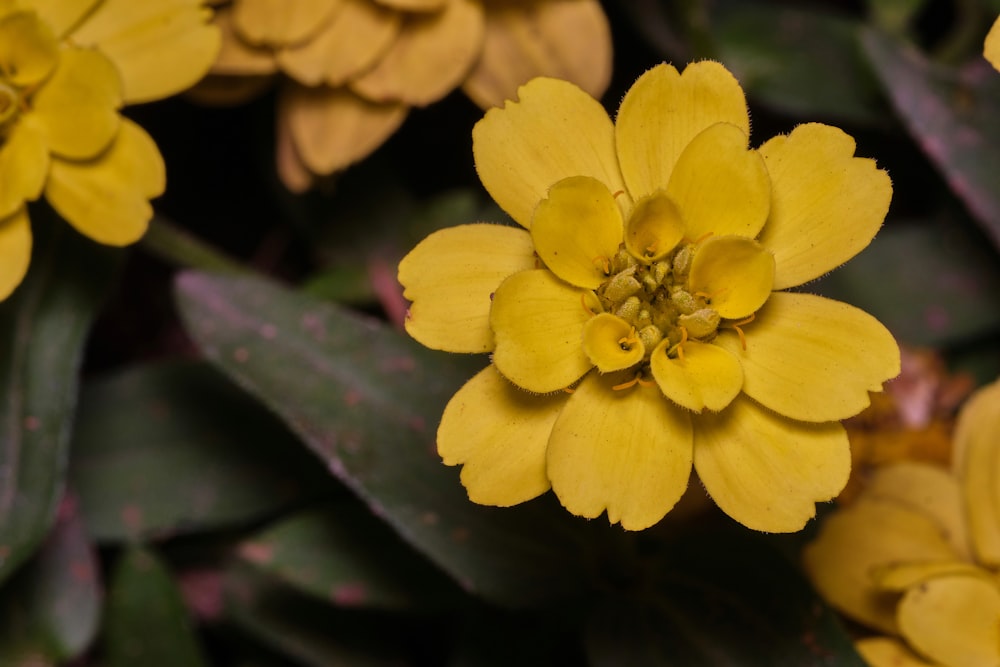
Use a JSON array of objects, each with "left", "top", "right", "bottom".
[
  {"left": 0, "top": 494, "right": 100, "bottom": 663},
  {"left": 585, "top": 526, "right": 865, "bottom": 666},
  {"left": 811, "top": 216, "right": 1000, "bottom": 346},
  {"left": 862, "top": 29, "right": 1000, "bottom": 249},
  {"left": 103, "top": 547, "right": 209, "bottom": 667},
  {"left": 69, "top": 360, "right": 333, "bottom": 542},
  {"left": 173, "top": 271, "right": 596, "bottom": 607},
  {"left": 237, "top": 503, "right": 462, "bottom": 611},
  {"left": 0, "top": 220, "right": 120, "bottom": 583}
]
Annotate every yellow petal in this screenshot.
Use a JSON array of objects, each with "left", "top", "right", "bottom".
[
  {"left": 615, "top": 62, "right": 750, "bottom": 201},
  {"left": 872, "top": 560, "right": 989, "bottom": 592},
  {"left": 70, "top": 0, "right": 222, "bottom": 104},
  {"left": 438, "top": 365, "right": 564, "bottom": 506},
  {"left": 28, "top": 47, "right": 121, "bottom": 160},
  {"left": 716, "top": 291, "right": 900, "bottom": 423},
  {"left": 897, "top": 575, "right": 1000, "bottom": 667},
  {"left": 530, "top": 176, "right": 622, "bottom": 289},
  {"left": 350, "top": 0, "right": 484, "bottom": 106},
  {"left": 650, "top": 340, "right": 742, "bottom": 413},
  {"left": 623, "top": 191, "right": 684, "bottom": 263},
  {"left": 462, "top": 0, "right": 611, "bottom": 109},
  {"left": 547, "top": 371, "right": 693, "bottom": 530},
  {"left": 865, "top": 462, "right": 972, "bottom": 560},
  {"left": 985, "top": 15, "right": 1000, "bottom": 72},
  {"left": 856, "top": 638, "right": 939, "bottom": 667},
  {"left": 231, "top": 0, "right": 342, "bottom": 47},
  {"left": 398, "top": 224, "right": 536, "bottom": 353},
  {"left": 373, "top": 0, "right": 446, "bottom": 10},
  {"left": 694, "top": 395, "right": 849, "bottom": 532},
  {"left": 274, "top": 103, "right": 315, "bottom": 193},
  {"left": 490, "top": 269, "right": 594, "bottom": 393},
  {"left": 0, "top": 120, "right": 48, "bottom": 220},
  {"left": 45, "top": 118, "right": 164, "bottom": 246},
  {"left": 757, "top": 123, "right": 892, "bottom": 290},
  {"left": 952, "top": 378, "right": 1000, "bottom": 567},
  {"left": 688, "top": 235, "right": 774, "bottom": 320},
  {"left": 0, "top": 207, "right": 31, "bottom": 301},
  {"left": 276, "top": 0, "right": 399, "bottom": 86},
  {"left": 208, "top": 6, "right": 279, "bottom": 76},
  {"left": 472, "top": 76, "right": 626, "bottom": 228},
  {"left": 804, "top": 496, "right": 962, "bottom": 634},
  {"left": 19, "top": 0, "right": 99, "bottom": 37},
  {"left": 281, "top": 84, "right": 408, "bottom": 175},
  {"left": 665, "top": 122, "right": 770, "bottom": 240},
  {"left": 582, "top": 313, "right": 644, "bottom": 373},
  {"left": 0, "top": 10, "right": 58, "bottom": 86}
]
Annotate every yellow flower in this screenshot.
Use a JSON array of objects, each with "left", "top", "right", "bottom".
[
  {"left": 198, "top": 0, "right": 612, "bottom": 191},
  {"left": 986, "top": 15, "right": 1000, "bottom": 72},
  {"left": 804, "top": 378, "right": 1000, "bottom": 667},
  {"left": 0, "top": 0, "right": 221, "bottom": 300},
  {"left": 398, "top": 62, "right": 900, "bottom": 532}
]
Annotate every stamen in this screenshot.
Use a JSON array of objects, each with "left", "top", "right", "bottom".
[
  {"left": 617, "top": 327, "right": 639, "bottom": 351},
  {"left": 723, "top": 313, "right": 755, "bottom": 350},
  {"left": 612, "top": 375, "right": 640, "bottom": 391},
  {"left": 581, "top": 293, "right": 597, "bottom": 316},
  {"left": 636, "top": 376, "right": 656, "bottom": 388},
  {"left": 563, "top": 386, "right": 576, "bottom": 394},
  {"left": 690, "top": 231, "right": 714, "bottom": 244},
  {"left": 612, "top": 190, "right": 625, "bottom": 199},
  {"left": 592, "top": 256, "right": 611, "bottom": 274},
  {"left": 668, "top": 326, "right": 689, "bottom": 361}
]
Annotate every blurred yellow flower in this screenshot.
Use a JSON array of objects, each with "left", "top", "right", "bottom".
[
  {"left": 0, "top": 0, "right": 221, "bottom": 300},
  {"left": 199, "top": 0, "right": 612, "bottom": 191},
  {"left": 804, "top": 378, "right": 1000, "bottom": 667},
  {"left": 986, "top": 15, "right": 1000, "bottom": 71},
  {"left": 398, "top": 62, "right": 900, "bottom": 532}
]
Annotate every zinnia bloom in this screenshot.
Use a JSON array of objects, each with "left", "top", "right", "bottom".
[
  {"left": 199, "top": 0, "right": 611, "bottom": 191},
  {"left": 986, "top": 15, "right": 1000, "bottom": 72},
  {"left": 804, "top": 378, "right": 1000, "bottom": 667},
  {"left": 0, "top": 0, "right": 221, "bottom": 300},
  {"left": 398, "top": 62, "right": 900, "bottom": 532}
]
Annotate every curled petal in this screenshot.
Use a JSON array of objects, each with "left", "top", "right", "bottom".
[
  {"left": 0, "top": 207, "right": 31, "bottom": 301},
  {"left": 45, "top": 119, "right": 164, "bottom": 246},
  {"left": 231, "top": 0, "right": 342, "bottom": 47},
  {"left": 987, "top": 16, "right": 1000, "bottom": 70},
  {"left": 582, "top": 313, "right": 644, "bottom": 373},
  {"left": 490, "top": 269, "right": 594, "bottom": 393},
  {"left": 20, "top": 0, "right": 99, "bottom": 37},
  {"left": 650, "top": 340, "right": 742, "bottom": 413},
  {"left": 952, "top": 378, "right": 1000, "bottom": 567},
  {"left": 757, "top": 123, "right": 892, "bottom": 290},
  {"left": 694, "top": 395, "right": 849, "bottom": 532},
  {"left": 472, "top": 76, "right": 625, "bottom": 228},
  {"left": 0, "top": 10, "right": 58, "bottom": 86},
  {"left": 616, "top": 61, "right": 750, "bottom": 201},
  {"left": 398, "top": 224, "right": 536, "bottom": 353},
  {"left": 209, "top": 6, "right": 278, "bottom": 76},
  {"left": 0, "top": 121, "right": 48, "bottom": 219},
  {"left": 438, "top": 365, "right": 565, "bottom": 506},
  {"left": 856, "top": 638, "right": 938, "bottom": 667},
  {"left": 665, "top": 122, "right": 769, "bottom": 240},
  {"left": 871, "top": 561, "right": 989, "bottom": 592},
  {"left": 623, "top": 191, "right": 684, "bottom": 263},
  {"left": 531, "top": 176, "right": 623, "bottom": 289},
  {"left": 547, "top": 372, "right": 693, "bottom": 530},
  {"left": 715, "top": 291, "right": 900, "bottom": 423},
  {"left": 688, "top": 235, "right": 774, "bottom": 320}
]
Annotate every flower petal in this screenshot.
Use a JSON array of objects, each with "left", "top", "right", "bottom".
[
  {"left": 688, "top": 235, "right": 774, "bottom": 320},
  {"left": 208, "top": 6, "right": 278, "bottom": 76},
  {"left": 756, "top": 123, "right": 892, "bottom": 290},
  {"left": 462, "top": 0, "right": 611, "bottom": 109},
  {"left": 281, "top": 84, "right": 408, "bottom": 175},
  {"left": 987, "top": 16, "right": 1000, "bottom": 71},
  {"left": 694, "top": 395, "right": 849, "bottom": 532},
  {"left": 531, "top": 176, "right": 622, "bottom": 289},
  {"left": 715, "top": 291, "right": 900, "bottom": 423},
  {"left": 0, "top": 10, "right": 58, "bottom": 86},
  {"left": 547, "top": 371, "right": 693, "bottom": 530},
  {"left": 490, "top": 269, "right": 594, "bottom": 393},
  {"left": 871, "top": 561, "right": 988, "bottom": 592},
  {"left": 616, "top": 62, "right": 750, "bottom": 201},
  {"left": 582, "top": 313, "right": 644, "bottom": 373},
  {"left": 398, "top": 223, "right": 536, "bottom": 353},
  {"left": 472, "top": 76, "right": 625, "bottom": 228},
  {"left": 276, "top": 0, "right": 399, "bottom": 86},
  {"left": 274, "top": 104, "right": 315, "bottom": 193},
  {"left": 70, "top": 0, "right": 222, "bottom": 104},
  {"left": 623, "top": 191, "right": 684, "bottom": 263},
  {"left": 665, "top": 122, "right": 769, "bottom": 240},
  {"left": 0, "top": 207, "right": 31, "bottom": 301},
  {"left": 19, "top": 0, "right": 99, "bottom": 37},
  {"left": 350, "top": 0, "right": 484, "bottom": 106},
  {"left": 0, "top": 120, "right": 48, "bottom": 220},
  {"left": 28, "top": 47, "right": 122, "bottom": 160},
  {"left": 373, "top": 0, "right": 446, "bottom": 10},
  {"left": 651, "top": 340, "right": 742, "bottom": 413},
  {"left": 803, "top": 497, "right": 962, "bottom": 634},
  {"left": 438, "top": 365, "right": 565, "bottom": 506},
  {"left": 856, "top": 638, "right": 938, "bottom": 667},
  {"left": 952, "top": 378, "right": 1000, "bottom": 567},
  {"left": 897, "top": 575, "right": 1000, "bottom": 667},
  {"left": 45, "top": 118, "right": 164, "bottom": 245},
  {"left": 231, "top": 0, "right": 343, "bottom": 47}
]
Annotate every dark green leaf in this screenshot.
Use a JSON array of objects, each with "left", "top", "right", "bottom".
[
  {"left": 70, "top": 360, "right": 333, "bottom": 543},
  {"left": 103, "top": 547, "right": 209, "bottom": 667},
  {"left": 0, "top": 493, "right": 100, "bottom": 663},
  {"left": 862, "top": 29, "right": 1000, "bottom": 249},
  {"left": 173, "top": 271, "right": 596, "bottom": 607},
  {"left": 237, "top": 503, "right": 462, "bottom": 611},
  {"left": 0, "top": 219, "right": 120, "bottom": 583}
]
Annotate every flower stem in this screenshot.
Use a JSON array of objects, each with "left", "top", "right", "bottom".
[{"left": 140, "top": 215, "right": 245, "bottom": 273}]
